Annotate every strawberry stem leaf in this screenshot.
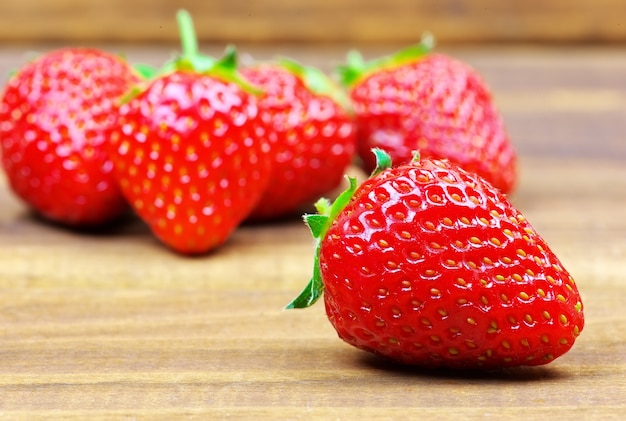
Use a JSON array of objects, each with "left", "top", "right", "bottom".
[
  {"left": 218, "top": 45, "right": 238, "bottom": 71},
  {"left": 328, "top": 176, "right": 358, "bottom": 223},
  {"left": 133, "top": 63, "right": 159, "bottom": 80},
  {"left": 337, "top": 33, "right": 436, "bottom": 88},
  {"left": 278, "top": 58, "right": 324, "bottom": 93},
  {"left": 305, "top": 214, "right": 329, "bottom": 238},
  {"left": 212, "top": 46, "right": 263, "bottom": 96},
  {"left": 285, "top": 273, "right": 323, "bottom": 309},
  {"left": 338, "top": 50, "right": 366, "bottom": 88},
  {"left": 278, "top": 57, "right": 353, "bottom": 112},
  {"left": 285, "top": 177, "right": 358, "bottom": 309},
  {"left": 314, "top": 197, "right": 332, "bottom": 215},
  {"left": 371, "top": 148, "right": 393, "bottom": 177}
]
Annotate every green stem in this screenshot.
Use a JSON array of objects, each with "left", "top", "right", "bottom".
[
  {"left": 169, "top": 9, "right": 215, "bottom": 73},
  {"left": 177, "top": 10, "right": 198, "bottom": 59}
]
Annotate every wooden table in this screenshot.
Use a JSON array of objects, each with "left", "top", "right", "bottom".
[{"left": 0, "top": 44, "right": 625, "bottom": 419}]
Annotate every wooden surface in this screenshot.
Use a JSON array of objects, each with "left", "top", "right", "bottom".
[
  {"left": 1, "top": 44, "right": 626, "bottom": 419},
  {"left": 2, "top": 0, "right": 626, "bottom": 44}
]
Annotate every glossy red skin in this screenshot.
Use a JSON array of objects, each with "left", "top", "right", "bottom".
[
  {"left": 349, "top": 54, "right": 517, "bottom": 194},
  {"left": 241, "top": 64, "right": 356, "bottom": 221},
  {"left": 108, "top": 70, "right": 272, "bottom": 254},
  {"left": 319, "top": 158, "right": 583, "bottom": 368},
  {"left": 0, "top": 48, "right": 138, "bottom": 225}
]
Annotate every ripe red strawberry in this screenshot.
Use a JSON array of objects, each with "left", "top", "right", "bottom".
[
  {"left": 288, "top": 149, "right": 584, "bottom": 368},
  {"left": 107, "top": 11, "right": 272, "bottom": 254},
  {"left": 240, "top": 60, "right": 356, "bottom": 221},
  {"left": 339, "top": 38, "right": 518, "bottom": 194},
  {"left": 0, "top": 47, "right": 140, "bottom": 225}
]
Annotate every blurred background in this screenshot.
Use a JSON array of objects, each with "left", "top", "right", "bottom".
[
  {"left": 1, "top": 0, "right": 626, "bottom": 163},
  {"left": 1, "top": 0, "right": 625, "bottom": 45}
]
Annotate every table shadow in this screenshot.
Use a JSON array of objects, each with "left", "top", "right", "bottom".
[
  {"left": 356, "top": 352, "right": 571, "bottom": 383},
  {"left": 4, "top": 207, "right": 151, "bottom": 237}
]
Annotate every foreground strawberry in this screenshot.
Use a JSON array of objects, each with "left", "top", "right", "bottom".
[
  {"left": 107, "top": 11, "right": 271, "bottom": 254},
  {"left": 339, "top": 38, "right": 518, "bottom": 194},
  {"left": 241, "top": 60, "right": 356, "bottom": 221},
  {"left": 0, "top": 48, "right": 140, "bottom": 225},
  {"left": 288, "top": 149, "right": 584, "bottom": 368}
]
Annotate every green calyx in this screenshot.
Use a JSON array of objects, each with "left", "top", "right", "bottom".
[
  {"left": 208, "top": 46, "right": 263, "bottom": 96},
  {"left": 172, "top": 10, "right": 260, "bottom": 94},
  {"left": 279, "top": 57, "right": 353, "bottom": 113},
  {"left": 285, "top": 148, "right": 394, "bottom": 310},
  {"left": 171, "top": 11, "right": 258, "bottom": 93},
  {"left": 370, "top": 148, "right": 393, "bottom": 177},
  {"left": 133, "top": 63, "right": 159, "bottom": 80},
  {"left": 121, "top": 10, "right": 260, "bottom": 103},
  {"left": 337, "top": 32, "right": 436, "bottom": 88},
  {"left": 285, "top": 177, "right": 358, "bottom": 309}
]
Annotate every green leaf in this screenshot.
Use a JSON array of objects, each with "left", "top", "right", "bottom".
[
  {"left": 305, "top": 214, "right": 329, "bottom": 239},
  {"left": 392, "top": 36, "right": 434, "bottom": 64},
  {"left": 118, "top": 85, "right": 144, "bottom": 105},
  {"left": 370, "top": 148, "right": 393, "bottom": 177},
  {"left": 314, "top": 197, "right": 332, "bottom": 215},
  {"left": 347, "top": 50, "right": 366, "bottom": 69},
  {"left": 279, "top": 57, "right": 353, "bottom": 112},
  {"left": 209, "top": 46, "right": 263, "bottom": 96},
  {"left": 217, "top": 45, "right": 237, "bottom": 71},
  {"left": 336, "top": 50, "right": 366, "bottom": 87},
  {"left": 285, "top": 274, "right": 324, "bottom": 309},
  {"left": 328, "top": 177, "right": 358, "bottom": 223},
  {"left": 133, "top": 63, "right": 159, "bottom": 80},
  {"left": 336, "top": 33, "right": 436, "bottom": 88}
]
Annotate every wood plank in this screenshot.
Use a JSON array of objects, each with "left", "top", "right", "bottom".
[
  {"left": 0, "top": 45, "right": 625, "bottom": 419},
  {"left": 1, "top": 0, "right": 626, "bottom": 43}
]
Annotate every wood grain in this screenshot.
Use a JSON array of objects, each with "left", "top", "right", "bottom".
[
  {"left": 2, "top": 0, "right": 626, "bottom": 43},
  {"left": 1, "top": 45, "right": 625, "bottom": 419}
]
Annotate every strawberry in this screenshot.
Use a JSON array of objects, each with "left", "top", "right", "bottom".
[
  {"left": 287, "top": 149, "right": 584, "bottom": 368},
  {"left": 107, "top": 10, "right": 272, "bottom": 254},
  {"left": 0, "top": 47, "right": 140, "bottom": 226},
  {"left": 240, "top": 59, "right": 356, "bottom": 221},
  {"left": 338, "top": 37, "right": 518, "bottom": 194}
]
